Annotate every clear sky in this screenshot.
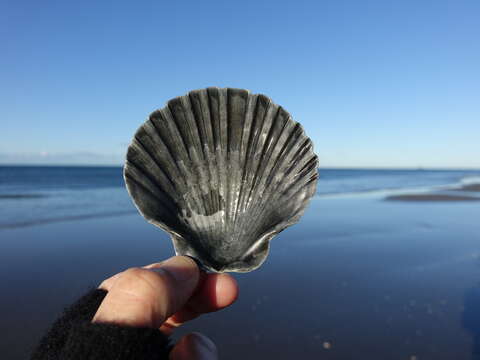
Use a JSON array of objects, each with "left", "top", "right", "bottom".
[{"left": 1, "top": 0, "right": 479, "bottom": 168}]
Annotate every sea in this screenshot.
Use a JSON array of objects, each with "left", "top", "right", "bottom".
[
  {"left": 2, "top": 165, "right": 480, "bottom": 359},
  {"left": 0, "top": 165, "right": 479, "bottom": 230}
]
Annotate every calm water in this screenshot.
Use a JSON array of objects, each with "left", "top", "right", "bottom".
[{"left": 0, "top": 166, "right": 479, "bottom": 229}]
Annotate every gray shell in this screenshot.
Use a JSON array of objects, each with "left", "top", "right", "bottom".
[{"left": 124, "top": 87, "right": 318, "bottom": 273}]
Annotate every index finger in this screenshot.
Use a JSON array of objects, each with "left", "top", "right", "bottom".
[{"left": 160, "top": 272, "right": 239, "bottom": 334}]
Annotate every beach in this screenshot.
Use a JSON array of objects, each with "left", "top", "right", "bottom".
[
  {"left": 3, "top": 0, "right": 479, "bottom": 357},
  {"left": 1, "top": 167, "right": 480, "bottom": 359}
]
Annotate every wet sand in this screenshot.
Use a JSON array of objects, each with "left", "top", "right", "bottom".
[
  {"left": 454, "top": 184, "right": 480, "bottom": 192},
  {"left": 386, "top": 194, "right": 480, "bottom": 202},
  {"left": 1, "top": 195, "right": 480, "bottom": 359}
]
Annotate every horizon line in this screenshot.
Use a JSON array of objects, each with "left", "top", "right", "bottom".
[{"left": 1, "top": 163, "right": 479, "bottom": 171}]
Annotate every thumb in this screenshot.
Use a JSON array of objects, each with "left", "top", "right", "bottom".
[
  {"left": 169, "top": 332, "right": 218, "bottom": 360},
  {"left": 93, "top": 256, "right": 200, "bottom": 328}
]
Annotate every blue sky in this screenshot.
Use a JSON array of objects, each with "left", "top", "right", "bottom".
[{"left": 1, "top": 0, "right": 479, "bottom": 168}]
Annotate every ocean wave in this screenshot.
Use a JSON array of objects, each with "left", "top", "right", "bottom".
[
  {"left": 2, "top": 168, "right": 480, "bottom": 228},
  {"left": 0, "top": 210, "right": 137, "bottom": 230},
  {"left": 460, "top": 175, "right": 480, "bottom": 185},
  {"left": 316, "top": 177, "right": 480, "bottom": 199},
  {"left": 0, "top": 193, "right": 48, "bottom": 199}
]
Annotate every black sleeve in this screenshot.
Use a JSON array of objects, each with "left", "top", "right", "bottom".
[{"left": 31, "top": 288, "right": 172, "bottom": 360}]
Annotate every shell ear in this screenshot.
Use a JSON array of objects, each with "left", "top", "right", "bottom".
[{"left": 124, "top": 87, "right": 318, "bottom": 273}]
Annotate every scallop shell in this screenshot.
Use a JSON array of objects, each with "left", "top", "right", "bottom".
[{"left": 124, "top": 87, "right": 318, "bottom": 273}]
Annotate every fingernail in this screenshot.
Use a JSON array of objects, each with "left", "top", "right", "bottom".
[
  {"left": 155, "top": 256, "right": 198, "bottom": 283},
  {"left": 188, "top": 332, "right": 218, "bottom": 359}
]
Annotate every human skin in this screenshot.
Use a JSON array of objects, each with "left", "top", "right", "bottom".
[{"left": 92, "top": 256, "right": 239, "bottom": 360}]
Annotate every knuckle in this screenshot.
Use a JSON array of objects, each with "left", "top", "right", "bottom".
[
  {"left": 115, "top": 267, "right": 154, "bottom": 290},
  {"left": 123, "top": 267, "right": 147, "bottom": 277},
  {"left": 108, "top": 266, "right": 177, "bottom": 318},
  {"left": 114, "top": 267, "right": 170, "bottom": 295}
]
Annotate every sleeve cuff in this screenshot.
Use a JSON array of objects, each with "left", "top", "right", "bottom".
[{"left": 31, "top": 288, "right": 171, "bottom": 360}]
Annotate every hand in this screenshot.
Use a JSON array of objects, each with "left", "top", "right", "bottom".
[{"left": 92, "top": 256, "right": 239, "bottom": 359}]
